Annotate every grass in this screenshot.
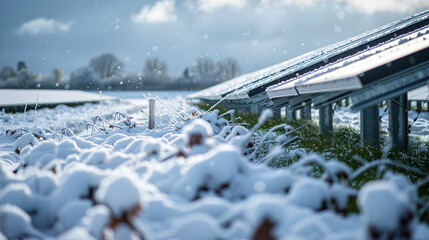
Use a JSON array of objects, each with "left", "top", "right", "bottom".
[
  {"left": 196, "top": 103, "right": 429, "bottom": 220},
  {"left": 197, "top": 103, "right": 428, "bottom": 175}
]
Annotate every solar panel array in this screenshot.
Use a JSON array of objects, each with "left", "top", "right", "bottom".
[
  {"left": 266, "top": 26, "right": 429, "bottom": 99},
  {"left": 188, "top": 10, "right": 429, "bottom": 105}
]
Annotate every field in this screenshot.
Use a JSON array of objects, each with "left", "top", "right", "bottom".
[{"left": 0, "top": 92, "right": 428, "bottom": 240}]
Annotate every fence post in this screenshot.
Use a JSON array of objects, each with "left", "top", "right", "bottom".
[{"left": 149, "top": 99, "right": 155, "bottom": 129}]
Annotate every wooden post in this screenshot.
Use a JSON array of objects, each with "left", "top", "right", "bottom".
[
  {"left": 360, "top": 104, "right": 380, "bottom": 146},
  {"left": 149, "top": 99, "right": 155, "bottom": 129},
  {"left": 389, "top": 94, "right": 408, "bottom": 152},
  {"left": 319, "top": 104, "right": 333, "bottom": 134}
]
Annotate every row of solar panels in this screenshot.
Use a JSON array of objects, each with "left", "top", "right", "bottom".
[{"left": 188, "top": 10, "right": 429, "bottom": 112}]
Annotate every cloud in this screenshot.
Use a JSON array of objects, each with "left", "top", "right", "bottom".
[
  {"left": 17, "top": 18, "right": 74, "bottom": 35},
  {"left": 343, "top": 0, "right": 429, "bottom": 14},
  {"left": 197, "top": 0, "right": 247, "bottom": 12},
  {"left": 131, "top": 0, "right": 177, "bottom": 24},
  {"left": 270, "top": 0, "right": 429, "bottom": 14}
]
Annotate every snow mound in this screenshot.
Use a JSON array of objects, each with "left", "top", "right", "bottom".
[{"left": 96, "top": 174, "right": 142, "bottom": 218}]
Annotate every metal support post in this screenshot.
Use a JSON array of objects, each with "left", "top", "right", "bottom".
[
  {"left": 273, "top": 107, "right": 281, "bottom": 119},
  {"left": 286, "top": 105, "right": 296, "bottom": 121},
  {"left": 360, "top": 104, "right": 380, "bottom": 146},
  {"left": 301, "top": 104, "right": 312, "bottom": 120},
  {"left": 250, "top": 105, "right": 259, "bottom": 115},
  {"left": 416, "top": 100, "right": 422, "bottom": 112},
  {"left": 319, "top": 104, "right": 333, "bottom": 134},
  {"left": 389, "top": 94, "right": 408, "bottom": 152}
]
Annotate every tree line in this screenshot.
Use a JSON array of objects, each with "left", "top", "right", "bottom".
[{"left": 0, "top": 53, "right": 241, "bottom": 91}]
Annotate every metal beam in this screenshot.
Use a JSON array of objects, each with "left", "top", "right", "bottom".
[
  {"left": 288, "top": 95, "right": 312, "bottom": 110},
  {"left": 360, "top": 104, "right": 380, "bottom": 146},
  {"left": 319, "top": 104, "right": 333, "bottom": 134},
  {"left": 251, "top": 92, "right": 270, "bottom": 104},
  {"left": 312, "top": 91, "right": 351, "bottom": 109},
  {"left": 351, "top": 60, "right": 429, "bottom": 111},
  {"left": 271, "top": 97, "right": 289, "bottom": 108},
  {"left": 389, "top": 94, "right": 408, "bottom": 151}
]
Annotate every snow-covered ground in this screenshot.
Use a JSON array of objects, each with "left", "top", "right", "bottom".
[{"left": 0, "top": 93, "right": 428, "bottom": 240}]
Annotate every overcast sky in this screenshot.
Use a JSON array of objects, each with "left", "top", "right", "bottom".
[{"left": 1, "top": 0, "right": 428, "bottom": 76}]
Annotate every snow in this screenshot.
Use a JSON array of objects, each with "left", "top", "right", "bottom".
[
  {"left": 0, "top": 204, "right": 44, "bottom": 239},
  {"left": 358, "top": 180, "right": 416, "bottom": 239},
  {"left": 0, "top": 92, "right": 428, "bottom": 239},
  {"left": 288, "top": 178, "right": 330, "bottom": 210},
  {"left": 95, "top": 174, "right": 141, "bottom": 217}
]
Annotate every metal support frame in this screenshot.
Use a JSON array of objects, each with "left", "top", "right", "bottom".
[
  {"left": 300, "top": 103, "right": 312, "bottom": 120},
  {"left": 319, "top": 104, "right": 333, "bottom": 134},
  {"left": 360, "top": 104, "right": 380, "bottom": 146},
  {"left": 389, "top": 94, "right": 408, "bottom": 151},
  {"left": 250, "top": 105, "right": 259, "bottom": 115},
  {"left": 416, "top": 100, "right": 422, "bottom": 112},
  {"left": 273, "top": 107, "right": 281, "bottom": 119},
  {"left": 285, "top": 105, "right": 296, "bottom": 121}
]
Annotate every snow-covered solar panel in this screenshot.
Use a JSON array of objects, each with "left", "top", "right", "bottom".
[
  {"left": 188, "top": 10, "right": 429, "bottom": 102},
  {"left": 0, "top": 89, "right": 117, "bottom": 107},
  {"left": 266, "top": 26, "right": 429, "bottom": 98}
]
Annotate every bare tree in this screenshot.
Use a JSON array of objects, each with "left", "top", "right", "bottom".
[
  {"left": 0, "top": 66, "right": 17, "bottom": 81},
  {"left": 17, "top": 61, "right": 27, "bottom": 72},
  {"left": 90, "top": 53, "right": 123, "bottom": 79},
  {"left": 218, "top": 58, "right": 240, "bottom": 81},
  {"left": 195, "top": 57, "right": 215, "bottom": 78},
  {"left": 186, "top": 57, "right": 240, "bottom": 88},
  {"left": 144, "top": 57, "right": 169, "bottom": 77},
  {"left": 53, "top": 67, "right": 64, "bottom": 83},
  {"left": 68, "top": 66, "right": 100, "bottom": 90}
]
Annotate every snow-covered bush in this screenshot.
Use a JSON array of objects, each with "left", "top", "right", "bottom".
[
  {"left": 358, "top": 181, "right": 416, "bottom": 240},
  {"left": 0, "top": 99, "right": 428, "bottom": 240}
]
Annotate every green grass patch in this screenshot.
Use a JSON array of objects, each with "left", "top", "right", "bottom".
[
  {"left": 196, "top": 103, "right": 429, "bottom": 221},
  {"left": 196, "top": 103, "right": 429, "bottom": 182}
]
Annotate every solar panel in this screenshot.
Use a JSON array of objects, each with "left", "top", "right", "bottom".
[
  {"left": 189, "top": 10, "right": 429, "bottom": 107},
  {"left": 266, "top": 26, "right": 429, "bottom": 99}
]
